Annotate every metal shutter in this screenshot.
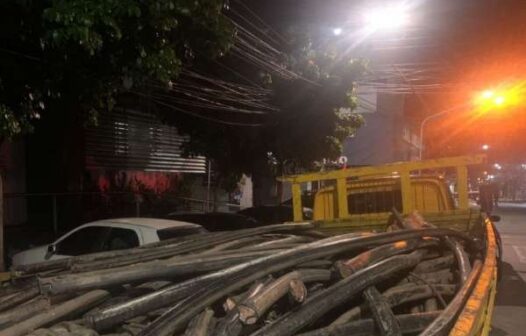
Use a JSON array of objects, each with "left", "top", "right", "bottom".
[{"left": 85, "top": 108, "right": 206, "bottom": 173}]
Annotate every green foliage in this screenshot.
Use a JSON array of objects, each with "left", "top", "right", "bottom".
[
  {"left": 0, "top": 0, "right": 365, "bottom": 194},
  {"left": 0, "top": 87, "right": 44, "bottom": 140},
  {"left": 267, "top": 49, "right": 366, "bottom": 170},
  {"left": 175, "top": 34, "right": 366, "bottom": 189},
  {"left": 0, "top": 0, "right": 234, "bottom": 138},
  {"left": 0, "top": 104, "right": 28, "bottom": 139}
]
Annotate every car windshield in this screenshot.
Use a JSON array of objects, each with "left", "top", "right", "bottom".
[{"left": 157, "top": 226, "right": 207, "bottom": 240}]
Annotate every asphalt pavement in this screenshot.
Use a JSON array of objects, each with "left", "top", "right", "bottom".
[{"left": 491, "top": 203, "right": 526, "bottom": 336}]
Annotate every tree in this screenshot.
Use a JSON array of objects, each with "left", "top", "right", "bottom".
[
  {"left": 172, "top": 33, "right": 365, "bottom": 195},
  {"left": 0, "top": 0, "right": 235, "bottom": 141},
  {"left": 0, "top": 0, "right": 364, "bottom": 202}
]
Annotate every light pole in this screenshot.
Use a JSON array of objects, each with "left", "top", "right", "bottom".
[
  {"left": 419, "top": 88, "right": 511, "bottom": 160},
  {"left": 418, "top": 104, "right": 467, "bottom": 160},
  {"left": 363, "top": 4, "right": 410, "bottom": 32}
]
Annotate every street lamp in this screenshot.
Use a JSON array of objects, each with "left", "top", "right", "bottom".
[
  {"left": 419, "top": 88, "right": 510, "bottom": 160},
  {"left": 473, "top": 88, "right": 511, "bottom": 110},
  {"left": 332, "top": 27, "right": 343, "bottom": 36},
  {"left": 418, "top": 104, "right": 468, "bottom": 160},
  {"left": 363, "top": 4, "right": 409, "bottom": 32},
  {"left": 494, "top": 96, "right": 505, "bottom": 106},
  {"left": 481, "top": 90, "right": 494, "bottom": 99}
]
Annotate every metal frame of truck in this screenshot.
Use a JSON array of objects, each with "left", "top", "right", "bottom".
[
  {"left": 280, "top": 154, "right": 498, "bottom": 336},
  {"left": 280, "top": 155, "right": 485, "bottom": 221}
]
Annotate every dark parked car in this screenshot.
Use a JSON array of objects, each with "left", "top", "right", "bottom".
[
  {"left": 237, "top": 205, "right": 312, "bottom": 225},
  {"left": 165, "top": 212, "right": 261, "bottom": 231}
]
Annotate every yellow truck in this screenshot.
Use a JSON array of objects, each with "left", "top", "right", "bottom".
[{"left": 280, "top": 154, "right": 499, "bottom": 336}]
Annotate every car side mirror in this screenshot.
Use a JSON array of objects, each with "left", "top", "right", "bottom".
[{"left": 490, "top": 215, "right": 501, "bottom": 222}]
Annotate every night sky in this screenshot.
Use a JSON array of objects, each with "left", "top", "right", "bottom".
[{"left": 242, "top": 0, "right": 526, "bottom": 162}]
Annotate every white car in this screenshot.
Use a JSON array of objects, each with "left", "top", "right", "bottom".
[{"left": 11, "top": 218, "right": 207, "bottom": 266}]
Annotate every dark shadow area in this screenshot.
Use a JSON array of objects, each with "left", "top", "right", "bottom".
[
  {"left": 495, "top": 205, "right": 526, "bottom": 216},
  {"left": 495, "top": 262, "right": 526, "bottom": 307},
  {"left": 490, "top": 325, "right": 509, "bottom": 336}
]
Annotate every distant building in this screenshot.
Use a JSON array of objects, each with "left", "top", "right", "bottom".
[{"left": 344, "top": 90, "right": 421, "bottom": 165}]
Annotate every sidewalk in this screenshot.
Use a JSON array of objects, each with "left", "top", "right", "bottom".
[
  {"left": 490, "top": 205, "right": 526, "bottom": 336},
  {"left": 496, "top": 201, "right": 526, "bottom": 209}
]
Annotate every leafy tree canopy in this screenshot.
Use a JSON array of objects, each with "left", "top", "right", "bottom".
[
  {"left": 0, "top": 1, "right": 365, "bottom": 194},
  {"left": 0, "top": 0, "right": 234, "bottom": 139},
  {"left": 174, "top": 31, "right": 366, "bottom": 190}
]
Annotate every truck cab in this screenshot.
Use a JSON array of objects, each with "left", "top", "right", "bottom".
[
  {"left": 280, "top": 155, "right": 485, "bottom": 234},
  {"left": 279, "top": 155, "right": 499, "bottom": 336},
  {"left": 312, "top": 175, "right": 456, "bottom": 221}
]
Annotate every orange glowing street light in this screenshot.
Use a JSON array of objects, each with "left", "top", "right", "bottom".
[
  {"left": 477, "top": 89, "right": 507, "bottom": 107},
  {"left": 479, "top": 89, "right": 505, "bottom": 106},
  {"left": 494, "top": 96, "right": 505, "bottom": 105},
  {"left": 419, "top": 87, "right": 515, "bottom": 159},
  {"left": 481, "top": 90, "right": 494, "bottom": 99},
  {"left": 473, "top": 84, "right": 525, "bottom": 111}
]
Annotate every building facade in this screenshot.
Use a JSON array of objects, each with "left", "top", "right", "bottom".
[{"left": 344, "top": 91, "right": 421, "bottom": 166}]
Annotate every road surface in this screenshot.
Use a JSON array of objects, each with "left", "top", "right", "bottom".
[{"left": 491, "top": 203, "right": 526, "bottom": 336}]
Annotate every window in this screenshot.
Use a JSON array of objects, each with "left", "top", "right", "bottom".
[
  {"left": 157, "top": 227, "right": 206, "bottom": 241},
  {"left": 348, "top": 190, "right": 402, "bottom": 215},
  {"left": 104, "top": 227, "right": 140, "bottom": 251},
  {"left": 56, "top": 226, "right": 110, "bottom": 256}
]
